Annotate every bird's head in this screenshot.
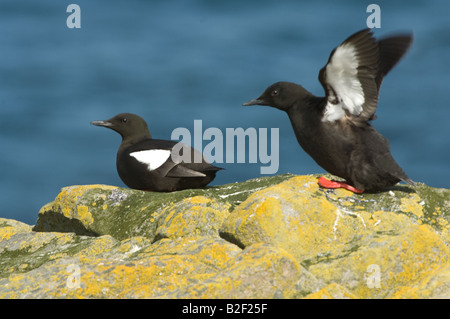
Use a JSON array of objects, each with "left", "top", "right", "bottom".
[
  {"left": 243, "top": 81, "right": 310, "bottom": 111},
  {"left": 91, "top": 113, "right": 152, "bottom": 140}
]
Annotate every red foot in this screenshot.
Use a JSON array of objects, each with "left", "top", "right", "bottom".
[{"left": 317, "top": 177, "right": 364, "bottom": 194}]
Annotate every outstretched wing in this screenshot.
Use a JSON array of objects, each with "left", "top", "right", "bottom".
[
  {"left": 319, "top": 29, "right": 413, "bottom": 126},
  {"left": 319, "top": 29, "right": 379, "bottom": 125}
]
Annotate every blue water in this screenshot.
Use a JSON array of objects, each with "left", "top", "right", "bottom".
[{"left": 1, "top": 0, "right": 449, "bottom": 225}]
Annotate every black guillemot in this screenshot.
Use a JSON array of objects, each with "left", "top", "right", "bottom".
[
  {"left": 91, "top": 113, "right": 222, "bottom": 192},
  {"left": 243, "top": 29, "right": 415, "bottom": 193}
]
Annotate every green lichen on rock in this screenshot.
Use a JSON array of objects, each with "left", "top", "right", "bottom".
[
  {"left": 0, "top": 174, "right": 449, "bottom": 298},
  {"left": 33, "top": 175, "right": 294, "bottom": 241}
]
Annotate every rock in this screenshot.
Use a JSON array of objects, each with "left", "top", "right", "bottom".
[
  {"left": 220, "top": 175, "right": 449, "bottom": 298},
  {"left": 154, "top": 196, "right": 230, "bottom": 241},
  {"left": 0, "top": 174, "right": 448, "bottom": 298},
  {"left": 33, "top": 175, "right": 293, "bottom": 241},
  {"left": 388, "top": 264, "right": 450, "bottom": 299},
  {"left": 303, "top": 283, "right": 358, "bottom": 299},
  {"left": 137, "top": 242, "right": 305, "bottom": 299}
]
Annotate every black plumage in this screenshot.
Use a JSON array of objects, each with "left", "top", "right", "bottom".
[
  {"left": 243, "top": 29, "right": 414, "bottom": 193},
  {"left": 91, "top": 113, "right": 222, "bottom": 192}
]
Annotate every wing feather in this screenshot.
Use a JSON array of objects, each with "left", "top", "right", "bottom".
[
  {"left": 319, "top": 29, "right": 412, "bottom": 125},
  {"left": 319, "top": 29, "right": 379, "bottom": 125}
]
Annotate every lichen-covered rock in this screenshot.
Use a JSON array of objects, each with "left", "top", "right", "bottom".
[
  {"left": 303, "top": 283, "right": 358, "bottom": 299},
  {"left": 220, "top": 175, "right": 449, "bottom": 299},
  {"left": 33, "top": 175, "right": 293, "bottom": 241},
  {"left": 0, "top": 174, "right": 448, "bottom": 299},
  {"left": 154, "top": 196, "right": 230, "bottom": 241},
  {"left": 388, "top": 264, "right": 450, "bottom": 299},
  {"left": 124, "top": 242, "right": 307, "bottom": 299},
  {"left": 220, "top": 176, "right": 364, "bottom": 261},
  {"left": 308, "top": 223, "right": 448, "bottom": 298}
]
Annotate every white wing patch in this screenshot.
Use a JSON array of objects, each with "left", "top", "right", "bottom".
[
  {"left": 322, "top": 43, "right": 365, "bottom": 122},
  {"left": 129, "top": 149, "right": 171, "bottom": 171}
]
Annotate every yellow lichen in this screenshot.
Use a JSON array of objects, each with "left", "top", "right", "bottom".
[
  {"left": 304, "top": 283, "right": 357, "bottom": 299},
  {"left": 117, "top": 242, "right": 131, "bottom": 253},
  {"left": 50, "top": 185, "right": 118, "bottom": 219},
  {"left": 389, "top": 265, "right": 450, "bottom": 299},
  {"left": 399, "top": 194, "right": 423, "bottom": 218},
  {"left": 2, "top": 175, "right": 449, "bottom": 299},
  {"left": 0, "top": 227, "right": 17, "bottom": 241},
  {"left": 76, "top": 205, "right": 94, "bottom": 227},
  {"left": 185, "top": 196, "right": 212, "bottom": 205}
]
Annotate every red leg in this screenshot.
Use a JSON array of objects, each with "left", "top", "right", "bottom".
[{"left": 317, "top": 176, "right": 364, "bottom": 194}]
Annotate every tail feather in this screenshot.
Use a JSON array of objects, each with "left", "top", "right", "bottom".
[{"left": 401, "top": 176, "right": 416, "bottom": 186}]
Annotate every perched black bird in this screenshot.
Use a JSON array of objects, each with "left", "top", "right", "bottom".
[
  {"left": 91, "top": 113, "right": 222, "bottom": 192},
  {"left": 243, "top": 29, "right": 415, "bottom": 193}
]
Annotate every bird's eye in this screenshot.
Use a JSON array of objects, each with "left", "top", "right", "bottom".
[
  {"left": 121, "top": 118, "right": 127, "bottom": 123},
  {"left": 271, "top": 90, "right": 279, "bottom": 96}
]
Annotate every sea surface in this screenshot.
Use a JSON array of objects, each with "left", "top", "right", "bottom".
[{"left": 1, "top": 0, "right": 449, "bottom": 224}]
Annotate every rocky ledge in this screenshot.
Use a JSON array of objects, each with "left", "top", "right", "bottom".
[{"left": 0, "top": 174, "right": 448, "bottom": 298}]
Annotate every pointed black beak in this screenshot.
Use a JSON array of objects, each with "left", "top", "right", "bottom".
[
  {"left": 90, "top": 120, "right": 112, "bottom": 127},
  {"left": 242, "top": 98, "right": 265, "bottom": 106}
]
